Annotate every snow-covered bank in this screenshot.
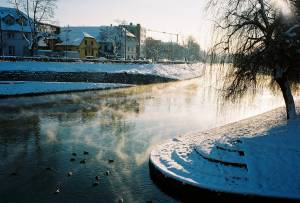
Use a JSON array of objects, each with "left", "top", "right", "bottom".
[
  {"left": 0, "top": 81, "right": 132, "bottom": 97},
  {"left": 150, "top": 107, "right": 300, "bottom": 200},
  {"left": 0, "top": 62, "right": 204, "bottom": 80}
]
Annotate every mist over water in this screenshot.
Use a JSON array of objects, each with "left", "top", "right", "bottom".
[{"left": 0, "top": 64, "right": 291, "bottom": 203}]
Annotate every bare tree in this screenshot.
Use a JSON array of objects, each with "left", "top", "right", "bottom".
[
  {"left": 8, "top": 0, "right": 57, "bottom": 55},
  {"left": 209, "top": 0, "right": 300, "bottom": 119},
  {"left": 186, "top": 36, "right": 201, "bottom": 61}
]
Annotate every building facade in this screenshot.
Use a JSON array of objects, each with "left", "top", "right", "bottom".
[
  {"left": 120, "top": 23, "right": 146, "bottom": 59},
  {"left": 98, "top": 26, "right": 138, "bottom": 60},
  {"left": 118, "top": 29, "right": 137, "bottom": 60},
  {"left": 0, "top": 7, "right": 31, "bottom": 56}
]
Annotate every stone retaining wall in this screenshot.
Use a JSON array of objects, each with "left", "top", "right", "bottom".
[{"left": 0, "top": 71, "right": 176, "bottom": 85}]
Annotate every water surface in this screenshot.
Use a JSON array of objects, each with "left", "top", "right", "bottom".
[{"left": 0, "top": 78, "right": 286, "bottom": 203}]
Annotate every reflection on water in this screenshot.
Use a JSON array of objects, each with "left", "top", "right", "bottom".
[{"left": 0, "top": 71, "right": 288, "bottom": 203}]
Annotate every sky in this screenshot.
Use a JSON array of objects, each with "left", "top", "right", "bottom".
[
  {"left": 1, "top": 0, "right": 214, "bottom": 48},
  {"left": 54, "top": 0, "right": 213, "bottom": 47}
]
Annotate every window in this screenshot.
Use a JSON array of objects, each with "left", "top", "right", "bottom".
[
  {"left": 23, "top": 46, "right": 28, "bottom": 55},
  {"left": 85, "top": 40, "right": 87, "bottom": 45},
  {"left": 8, "top": 46, "right": 15, "bottom": 56},
  {"left": 85, "top": 50, "right": 87, "bottom": 56},
  {"left": 4, "top": 15, "right": 15, "bottom": 25},
  {"left": 8, "top": 32, "right": 15, "bottom": 39},
  {"left": 91, "top": 41, "right": 94, "bottom": 46},
  {"left": 16, "top": 17, "right": 27, "bottom": 26}
]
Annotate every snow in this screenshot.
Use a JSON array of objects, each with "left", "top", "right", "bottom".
[
  {"left": 0, "top": 62, "right": 204, "bottom": 80},
  {"left": 150, "top": 107, "right": 300, "bottom": 200},
  {"left": 83, "top": 32, "right": 95, "bottom": 39},
  {"left": 0, "top": 81, "right": 131, "bottom": 96}
]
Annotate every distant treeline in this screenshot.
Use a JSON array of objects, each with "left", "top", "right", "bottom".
[{"left": 145, "top": 36, "right": 207, "bottom": 62}]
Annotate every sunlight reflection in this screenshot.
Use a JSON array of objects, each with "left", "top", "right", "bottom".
[{"left": 272, "top": 0, "right": 293, "bottom": 16}]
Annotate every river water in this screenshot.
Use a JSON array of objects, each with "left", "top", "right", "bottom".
[{"left": 0, "top": 76, "right": 287, "bottom": 203}]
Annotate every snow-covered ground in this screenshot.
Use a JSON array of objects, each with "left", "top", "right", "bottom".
[
  {"left": 0, "top": 62, "right": 204, "bottom": 80},
  {"left": 150, "top": 107, "right": 300, "bottom": 200},
  {"left": 0, "top": 81, "right": 132, "bottom": 96}
]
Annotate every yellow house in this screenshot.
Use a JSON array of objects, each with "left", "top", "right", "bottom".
[
  {"left": 56, "top": 28, "right": 100, "bottom": 59},
  {"left": 79, "top": 33, "right": 100, "bottom": 58}
]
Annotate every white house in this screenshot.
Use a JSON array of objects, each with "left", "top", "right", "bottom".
[{"left": 0, "top": 7, "right": 31, "bottom": 56}]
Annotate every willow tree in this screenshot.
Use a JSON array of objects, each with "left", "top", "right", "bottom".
[{"left": 210, "top": 0, "right": 300, "bottom": 119}]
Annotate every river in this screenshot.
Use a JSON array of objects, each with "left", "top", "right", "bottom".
[{"left": 0, "top": 76, "right": 287, "bottom": 203}]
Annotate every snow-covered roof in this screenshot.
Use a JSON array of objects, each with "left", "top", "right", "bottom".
[
  {"left": 58, "top": 26, "right": 136, "bottom": 46},
  {"left": 125, "top": 30, "right": 136, "bottom": 38},
  {"left": 38, "top": 38, "right": 47, "bottom": 47},
  {"left": 58, "top": 27, "right": 96, "bottom": 46},
  {"left": 0, "top": 7, "right": 31, "bottom": 32},
  {"left": 83, "top": 32, "right": 95, "bottom": 39}
]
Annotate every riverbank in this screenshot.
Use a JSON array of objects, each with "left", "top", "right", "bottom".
[
  {"left": 150, "top": 106, "right": 300, "bottom": 202},
  {"left": 0, "top": 61, "right": 204, "bottom": 98},
  {"left": 0, "top": 62, "right": 204, "bottom": 96},
  {"left": 0, "top": 81, "right": 133, "bottom": 98}
]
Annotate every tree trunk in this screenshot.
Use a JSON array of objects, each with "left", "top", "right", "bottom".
[
  {"left": 29, "top": 48, "right": 34, "bottom": 57},
  {"left": 275, "top": 73, "right": 297, "bottom": 120}
]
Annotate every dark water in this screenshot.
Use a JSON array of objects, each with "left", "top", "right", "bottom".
[{"left": 0, "top": 79, "right": 284, "bottom": 203}]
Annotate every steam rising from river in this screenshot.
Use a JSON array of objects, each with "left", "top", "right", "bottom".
[{"left": 0, "top": 63, "right": 297, "bottom": 202}]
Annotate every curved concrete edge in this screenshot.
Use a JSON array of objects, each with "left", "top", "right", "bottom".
[
  {"left": 149, "top": 105, "right": 300, "bottom": 202},
  {"left": 149, "top": 157, "right": 299, "bottom": 202}
]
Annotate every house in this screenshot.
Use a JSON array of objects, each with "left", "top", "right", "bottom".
[
  {"left": 0, "top": 7, "right": 60, "bottom": 57},
  {"left": 37, "top": 22, "right": 60, "bottom": 50},
  {"left": 36, "top": 23, "right": 61, "bottom": 57},
  {"left": 56, "top": 27, "right": 100, "bottom": 59},
  {"left": 0, "top": 7, "right": 31, "bottom": 56}
]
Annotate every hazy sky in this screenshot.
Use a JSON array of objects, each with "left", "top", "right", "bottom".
[
  {"left": 1, "top": 0, "right": 213, "bottom": 48},
  {"left": 54, "top": 0, "right": 212, "bottom": 46}
]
